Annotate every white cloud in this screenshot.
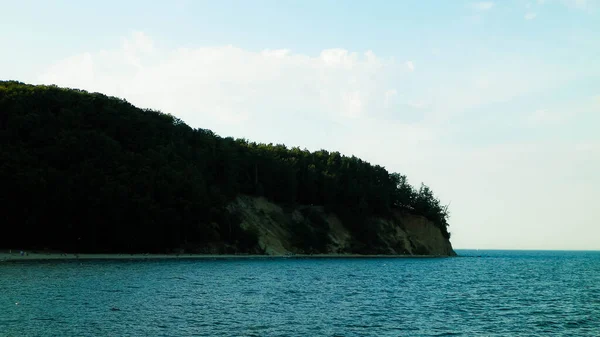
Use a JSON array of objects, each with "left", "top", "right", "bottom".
[
  {"left": 526, "top": 109, "right": 568, "bottom": 124},
  {"left": 37, "top": 32, "right": 412, "bottom": 146},
  {"left": 405, "top": 61, "right": 415, "bottom": 71},
  {"left": 261, "top": 49, "right": 290, "bottom": 58},
  {"left": 123, "top": 31, "right": 154, "bottom": 54},
  {"left": 575, "top": 142, "right": 600, "bottom": 153},
  {"left": 41, "top": 52, "right": 96, "bottom": 87},
  {"left": 474, "top": 77, "right": 490, "bottom": 89},
  {"left": 471, "top": 1, "right": 495, "bottom": 11},
  {"left": 384, "top": 89, "right": 397, "bottom": 108},
  {"left": 341, "top": 91, "right": 364, "bottom": 118},
  {"left": 319, "top": 48, "right": 360, "bottom": 68},
  {"left": 421, "top": 60, "right": 582, "bottom": 125},
  {"left": 406, "top": 101, "right": 430, "bottom": 109},
  {"left": 525, "top": 12, "right": 538, "bottom": 19}
]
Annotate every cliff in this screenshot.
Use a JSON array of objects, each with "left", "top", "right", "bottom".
[
  {"left": 1, "top": 81, "right": 455, "bottom": 255},
  {"left": 224, "top": 196, "right": 456, "bottom": 256}
]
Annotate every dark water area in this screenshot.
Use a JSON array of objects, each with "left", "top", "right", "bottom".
[{"left": 1, "top": 250, "right": 599, "bottom": 336}]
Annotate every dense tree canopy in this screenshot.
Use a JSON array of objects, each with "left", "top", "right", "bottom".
[{"left": 0, "top": 81, "right": 450, "bottom": 253}]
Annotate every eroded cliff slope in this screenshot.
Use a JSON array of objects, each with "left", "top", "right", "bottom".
[{"left": 227, "top": 196, "right": 456, "bottom": 256}]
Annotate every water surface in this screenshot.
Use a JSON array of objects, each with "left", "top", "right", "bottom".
[{"left": 1, "top": 250, "right": 599, "bottom": 336}]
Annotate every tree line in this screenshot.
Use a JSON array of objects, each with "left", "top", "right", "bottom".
[{"left": 0, "top": 81, "right": 450, "bottom": 253}]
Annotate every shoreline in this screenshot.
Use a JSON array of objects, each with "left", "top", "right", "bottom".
[{"left": 0, "top": 251, "right": 452, "bottom": 262}]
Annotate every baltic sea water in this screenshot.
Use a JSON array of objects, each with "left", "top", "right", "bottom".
[{"left": 1, "top": 250, "right": 599, "bottom": 336}]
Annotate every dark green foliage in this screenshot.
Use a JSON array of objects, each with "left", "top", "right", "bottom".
[
  {"left": 219, "top": 209, "right": 261, "bottom": 253},
  {"left": 0, "top": 81, "right": 451, "bottom": 253},
  {"left": 290, "top": 208, "right": 332, "bottom": 253}
]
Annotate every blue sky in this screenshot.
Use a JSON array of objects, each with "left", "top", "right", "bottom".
[
  {"left": 1, "top": 0, "right": 599, "bottom": 249},
  {"left": 3, "top": 0, "right": 598, "bottom": 76}
]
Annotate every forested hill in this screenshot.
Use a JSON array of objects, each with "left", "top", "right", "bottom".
[{"left": 0, "top": 81, "right": 452, "bottom": 254}]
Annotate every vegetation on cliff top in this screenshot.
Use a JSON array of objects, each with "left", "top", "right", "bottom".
[{"left": 0, "top": 81, "right": 450, "bottom": 253}]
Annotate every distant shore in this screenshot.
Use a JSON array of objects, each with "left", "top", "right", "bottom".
[{"left": 0, "top": 251, "right": 449, "bottom": 262}]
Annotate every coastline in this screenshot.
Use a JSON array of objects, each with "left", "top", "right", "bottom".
[{"left": 0, "top": 251, "right": 451, "bottom": 262}]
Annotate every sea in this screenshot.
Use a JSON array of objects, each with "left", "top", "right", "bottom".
[{"left": 1, "top": 250, "right": 599, "bottom": 336}]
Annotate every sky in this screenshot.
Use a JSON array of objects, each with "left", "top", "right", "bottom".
[{"left": 1, "top": 0, "right": 599, "bottom": 250}]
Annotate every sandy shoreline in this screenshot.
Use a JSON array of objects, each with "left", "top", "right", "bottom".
[{"left": 0, "top": 251, "right": 448, "bottom": 262}]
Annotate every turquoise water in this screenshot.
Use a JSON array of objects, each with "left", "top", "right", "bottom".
[{"left": 1, "top": 250, "right": 599, "bottom": 336}]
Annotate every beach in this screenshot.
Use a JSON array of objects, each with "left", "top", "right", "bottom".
[{"left": 0, "top": 251, "right": 443, "bottom": 262}]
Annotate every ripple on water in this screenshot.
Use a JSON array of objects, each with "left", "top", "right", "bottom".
[{"left": 1, "top": 250, "right": 599, "bottom": 336}]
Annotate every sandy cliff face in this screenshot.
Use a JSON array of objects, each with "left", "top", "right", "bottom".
[
  {"left": 393, "top": 212, "right": 456, "bottom": 256},
  {"left": 227, "top": 196, "right": 456, "bottom": 256}
]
